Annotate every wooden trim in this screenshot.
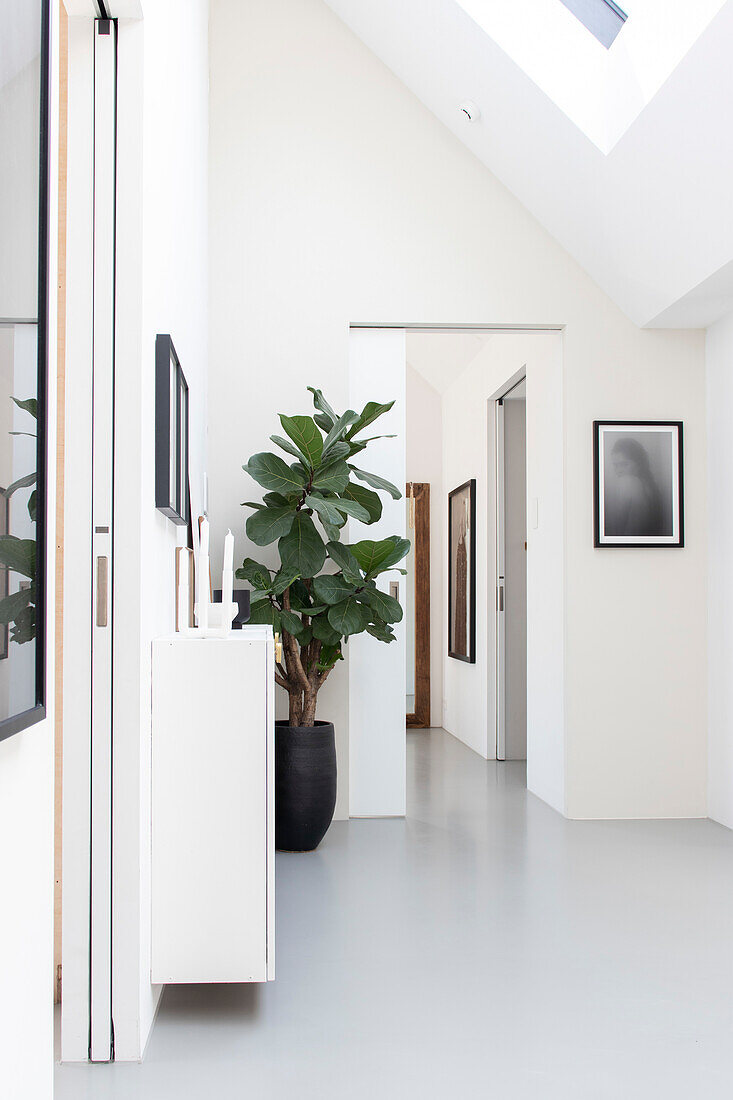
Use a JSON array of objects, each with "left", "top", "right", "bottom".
[
  {"left": 54, "top": 0, "right": 68, "bottom": 1006},
  {"left": 406, "top": 482, "right": 431, "bottom": 729}
]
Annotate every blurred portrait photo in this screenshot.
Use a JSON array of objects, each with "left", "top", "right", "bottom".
[{"left": 594, "top": 422, "right": 683, "bottom": 547}]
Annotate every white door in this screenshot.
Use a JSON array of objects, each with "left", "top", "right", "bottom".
[{"left": 89, "top": 16, "right": 117, "bottom": 1062}]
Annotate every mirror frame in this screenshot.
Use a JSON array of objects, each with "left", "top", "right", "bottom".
[{"left": 406, "top": 482, "right": 431, "bottom": 729}]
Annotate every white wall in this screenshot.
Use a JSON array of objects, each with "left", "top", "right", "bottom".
[
  {"left": 405, "top": 363, "right": 443, "bottom": 727},
  {"left": 0, "top": 2, "right": 59, "bottom": 1095},
  {"left": 707, "top": 309, "right": 733, "bottom": 828},
  {"left": 348, "top": 328, "right": 406, "bottom": 817},
  {"left": 209, "top": 0, "right": 707, "bottom": 820},
  {"left": 112, "top": 0, "right": 209, "bottom": 1060}
]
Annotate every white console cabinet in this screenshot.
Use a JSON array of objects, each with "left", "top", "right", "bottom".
[{"left": 151, "top": 627, "right": 275, "bottom": 984}]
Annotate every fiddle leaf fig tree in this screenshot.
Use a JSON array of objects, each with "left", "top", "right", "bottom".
[{"left": 238, "top": 387, "right": 409, "bottom": 728}]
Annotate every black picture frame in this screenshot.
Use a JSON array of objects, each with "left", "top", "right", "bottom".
[
  {"left": 155, "top": 334, "right": 190, "bottom": 526},
  {"left": 448, "top": 479, "right": 476, "bottom": 663},
  {"left": 0, "top": 0, "right": 50, "bottom": 743},
  {"left": 593, "top": 421, "right": 684, "bottom": 548}
]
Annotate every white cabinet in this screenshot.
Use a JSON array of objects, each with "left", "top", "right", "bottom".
[{"left": 151, "top": 628, "right": 274, "bottom": 984}]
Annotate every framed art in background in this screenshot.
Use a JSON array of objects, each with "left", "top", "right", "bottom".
[
  {"left": 593, "top": 421, "right": 684, "bottom": 548},
  {"left": 155, "top": 334, "right": 190, "bottom": 525},
  {"left": 448, "top": 479, "right": 476, "bottom": 662}
]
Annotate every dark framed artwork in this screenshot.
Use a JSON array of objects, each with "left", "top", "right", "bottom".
[
  {"left": 448, "top": 479, "right": 476, "bottom": 663},
  {"left": 0, "top": 0, "right": 50, "bottom": 742},
  {"left": 593, "top": 421, "right": 684, "bottom": 548},
  {"left": 155, "top": 334, "right": 190, "bottom": 526},
  {"left": 0, "top": 490, "right": 9, "bottom": 660}
]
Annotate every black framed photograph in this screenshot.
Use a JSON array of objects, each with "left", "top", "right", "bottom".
[
  {"left": 155, "top": 334, "right": 190, "bottom": 526},
  {"left": 448, "top": 479, "right": 476, "bottom": 662},
  {"left": 593, "top": 421, "right": 683, "bottom": 548}
]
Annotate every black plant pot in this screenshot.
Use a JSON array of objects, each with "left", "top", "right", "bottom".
[{"left": 275, "top": 720, "right": 337, "bottom": 852}]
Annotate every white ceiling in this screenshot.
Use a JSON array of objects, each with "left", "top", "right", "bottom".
[
  {"left": 406, "top": 331, "right": 492, "bottom": 393},
  {"left": 322, "top": 0, "right": 733, "bottom": 329}
]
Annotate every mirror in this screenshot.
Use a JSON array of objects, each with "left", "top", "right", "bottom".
[{"left": 406, "top": 482, "right": 430, "bottom": 728}]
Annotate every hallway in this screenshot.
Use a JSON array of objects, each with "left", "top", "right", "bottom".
[{"left": 56, "top": 728, "right": 733, "bottom": 1099}]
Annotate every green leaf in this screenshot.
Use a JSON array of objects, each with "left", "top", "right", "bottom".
[
  {"left": 279, "top": 415, "right": 323, "bottom": 468},
  {"left": 236, "top": 557, "right": 272, "bottom": 591},
  {"left": 339, "top": 483, "right": 382, "bottom": 523},
  {"left": 332, "top": 497, "right": 369, "bottom": 522},
  {"left": 278, "top": 513, "right": 326, "bottom": 577},
  {"left": 11, "top": 397, "right": 37, "bottom": 419},
  {"left": 246, "top": 504, "right": 296, "bottom": 546},
  {"left": 320, "top": 519, "right": 342, "bottom": 543},
  {"left": 311, "top": 458, "right": 350, "bottom": 494},
  {"left": 321, "top": 441, "right": 350, "bottom": 462},
  {"left": 299, "top": 625, "right": 314, "bottom": 648},
  {"left": 358, "top": 586, "right": 403, "bottom": 623},
  {"left": 305, "top": 494, "right": 346, "bottom": 527},
  {"left": 322, "top": 410, "right": 359, "bottom": 456},
  {"left": 271, "top": 565, "right": 301, "bottom": 595},
  {"left": 346, "top": 399, "right": 394, "bottom": 439},
  {"left": 314, "top": 412, "right": 333, "bottom": 433},
  {"left": 375, "top": 537, "right": 411, "bottom": 573},
  {"left": 311, "top": 614, "right": 341, "bottom": 645},
  {"left": 326, "top": 541, "right": 363, "bottom": 584},
  {"left": 247, "top": 599, "right": 281, "bottom": 632},
  {"left": 270, "top": 434, "right": 307, "bottom": 462},
  {"left": 308, "top": 387, "right": 338, "bottom": 427},
  {"left": 312, "top": 573, "right": 357, "bottom": 606},
  {"left": 317, "top": 642, "right": 343, "bottom": 672},
  {"left": 0, "top": 586, "right": 34, "bottom": 624},
  {"left": 281, "top": 609, "right": 307, "bottom": 637},
  {"left": 241, "top": 501, "right": 265, "bottom": 510},
  {"left": 350, "top": 539, "right": 400, "bottom": 578},
  {"left": 0, "top": 536, "right": 35, "bottom": 578},
  {"left": 5, "top": 471, "right": 36, "bottom": 498},
  {"left": 366, "top": 621, "right": 395, "bottom": 643},
  {"left": 263, "top": 492, "right": 289, "bottom": 507},
  {"left": 27, "top": 489, "right": 36, "bottom": 523},
  {"left": 328, "top": 596, "right": 368, "bottom": 637},
  {"left": 244, "top": 452, "right": 308, "bottom": 495},
  {"left": 349, "top": 465, "right": 401, "bottom": 500}
]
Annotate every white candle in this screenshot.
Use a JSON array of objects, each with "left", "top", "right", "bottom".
[
  {"left": 178, "top": 552, "right": 190, "bottom": 633},
  {"left": 198, "top": 517, "right": 209, "bottom": 633},
  {"left": 221, "top": 529, "right": 234, "bottom": 636}
]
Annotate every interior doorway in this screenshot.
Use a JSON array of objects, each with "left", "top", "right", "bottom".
[{"left": 496, "top": 378, "right": 527, "bottom": 762}]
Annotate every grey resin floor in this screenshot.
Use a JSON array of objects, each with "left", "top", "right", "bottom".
[{"left": 56, "top": 728, "right": 733, "bottom": 1099}]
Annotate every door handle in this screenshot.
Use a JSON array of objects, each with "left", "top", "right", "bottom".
[
  {"left": 96, "top": 556, "right": 108, "bottom": 627},
  {"left": 497, "top": 584, "right": 504, "bottom": 612}
]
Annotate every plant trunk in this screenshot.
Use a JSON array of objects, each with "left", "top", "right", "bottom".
[
  {"left": 288, "top": 690, "right": 303, "bottom": 727},
  {"left": 301, "top": 687, "right": 318, "bottom": 728}
]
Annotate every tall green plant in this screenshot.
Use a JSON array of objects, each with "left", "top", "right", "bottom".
[{"left": 239, "top": 387, "right": 409, "bottom": 727}]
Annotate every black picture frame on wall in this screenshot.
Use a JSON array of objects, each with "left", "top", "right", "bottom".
[
  {"left": 593, "top": 421, "right": 684, "bottom": 548},
  {"left": 0, "top": 0, "right": 50, "bottom": 743},
  {"left": 448, "top": 479, "right": 476, "bottom": 663},
  {"left": 155, "top": 334, "right": 190, "bottom": 526}
]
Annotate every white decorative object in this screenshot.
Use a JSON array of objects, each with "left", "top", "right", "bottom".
[
  {"left": 189, "top": 518, "right": 237, "bottom": 637},
  {"left": 151, "top": 628, "right": 275, "bottom": 983}
]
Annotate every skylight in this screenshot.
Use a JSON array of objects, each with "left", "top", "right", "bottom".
[{"left": 558, "top": 0, "right": 627, "bottom": 49}]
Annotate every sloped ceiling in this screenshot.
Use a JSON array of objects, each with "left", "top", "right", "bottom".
[
  {"left": 407, "top": 331, "right": 492, "bottom": 394},
  {"left": 322, "top": 0, "right": 733, "bottom": 329}
]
